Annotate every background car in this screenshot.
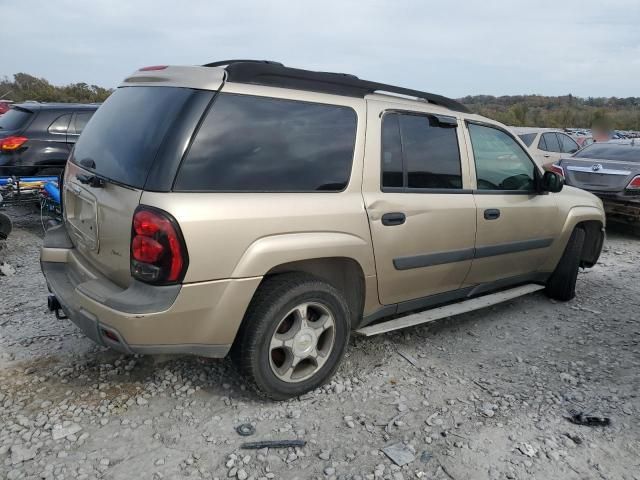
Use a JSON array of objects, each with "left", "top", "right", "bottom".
[
  {"left": 556, "top": 140, "right": 640, "bottom": 228},
  {"left": 512, "top": 127, "right": 580, "bottom": 170},
  {"left": 0, "top": 102, "right": 98, "bottom": 176},
  {"left": 0, "top": 100, "right": 14, "bottom": 116}
]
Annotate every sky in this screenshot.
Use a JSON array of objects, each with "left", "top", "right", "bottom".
[{"left": 2, "top": 0, "right": 640, "bottom": 98}]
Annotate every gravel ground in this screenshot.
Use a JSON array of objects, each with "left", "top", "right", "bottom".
[{"left": 1, "top": 206, "right": 639, "bottom": 480}]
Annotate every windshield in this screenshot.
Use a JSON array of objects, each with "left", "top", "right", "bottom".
[
  {"left": 0, "top": 108, "right": 32, "bottom": 131},
  {"left": 71, "top": 86, "right": 198, "bottom": 188},
  {"left": 574, "top": 143, "right": 640, "bottom": 162}
]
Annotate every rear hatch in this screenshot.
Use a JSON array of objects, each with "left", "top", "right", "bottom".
[
  {"left": 0, "top": 106, "right": 33, "bottom": 138},
  {"left": 64, "top": 84, "right": 214, "bottom": 287}
]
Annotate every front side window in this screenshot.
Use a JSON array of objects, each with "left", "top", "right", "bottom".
[
  {"left": 48, "top": 114, "right": 72, "bottom": 134},
  {"left": 468, "top": 123, "right": 537, "bottom": 191},
  {"left": 539, "top": 132, "right": 561, "bottom": 152},
  {"left": 381, "top": 112, "right": 462, "bottom": 190},
  {"left": 558, "top": 134, "right": 579, "bottom": 153},
  {"left": 175, "top": 94, "right": 357, "bottom": 192}
]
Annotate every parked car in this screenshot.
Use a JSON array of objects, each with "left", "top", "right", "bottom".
[
  {"left": 512, "top": 128, "right": 581, "bottom": 170},
  {"left": 0, "top": 100, "right": 14, "bottom": 116},
  {"left": 0, "top": 102, "right": 98, "bottom": 177},
  {"left": 555, "top": 141, "right": 640, "bottom": 228},
  {"left": 40, "top": 61, "right": 605, "bottom": 399},
  {"left": 575, "top": 136, "right": 594, "bottom": 148}
]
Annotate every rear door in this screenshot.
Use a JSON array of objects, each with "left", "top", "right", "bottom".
[
  {"left": 464, "top": 122, "right": 559, "bottom": 285},
  {"left": 536, "top": 132, "right": 563, "bottom": 170},
  {"left": 363, "top": 100, "right": 477, "bottom": 305},
  {"left": 64, "top": 86, "right": 212, "bottom": 287}
]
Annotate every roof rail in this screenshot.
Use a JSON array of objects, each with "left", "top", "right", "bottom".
[{"left": 205, "top": 61, "right": 469, "bottom": 113}]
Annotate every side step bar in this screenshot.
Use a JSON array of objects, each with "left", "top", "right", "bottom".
[{"left": 355, "top": 283, "right": 545, "bottom": 337}]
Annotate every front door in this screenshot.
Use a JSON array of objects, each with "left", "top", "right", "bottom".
[
  {"left": 463, "top": 122, "right": 560, "bottom": 286},
  {"left": 363, "top": 101, "right": 477, "bottom": 306}
]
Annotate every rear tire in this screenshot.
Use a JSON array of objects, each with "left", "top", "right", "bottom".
[
  {"left": 545, "top": 228, "right": 585, "bottom": 301},
  {"left": 231, "top": 273, "right": 350, "bottom": 400}
]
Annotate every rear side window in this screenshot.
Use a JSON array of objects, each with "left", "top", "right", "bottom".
[
  {"left": 48, "top": 114, "right": 72, "bottom": 134},
  {"left": 381, "top": 112, "right": 462, "bottom": 190},
  {"left": 381, "top": 114, "right": 403, "bottom": 187},
  {"left": 518, "top": 133, "right": 537, "bottom": 147},
  {"left": 72, "top": 87, "right": 198, "bottom": 188},
  {"left": 175, "top": 94, "right": 357, "bottom": 192},
  {"left": 0, "top": 108, "right": 32, "bottom": 131}
]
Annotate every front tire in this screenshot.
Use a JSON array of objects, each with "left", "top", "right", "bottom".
[
  {"left": 545, "top": 228, "right": 585, "bottom": 301},
  {"left": 231, "top": 273, "right": 350, "bottom": 400}
]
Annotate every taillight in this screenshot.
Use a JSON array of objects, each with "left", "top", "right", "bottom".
[
  {"left": 626, "top": 175, "right": 640, "bottom": 190},
  {"left": 550, "top": 164, "right": 565, "bottom": 177},
  {"left": 0, "top": 136, "right": 28, "bottom": 151},
  {"left": 130, "top": 206, "right": 188, "bottom": 284},
  {"left": 139, "top": 65, "right": 168, "bottom": 71}
]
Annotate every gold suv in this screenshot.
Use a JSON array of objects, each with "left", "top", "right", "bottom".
[{"left": 41, "top": 61, "right": 605, "bottom": 399}]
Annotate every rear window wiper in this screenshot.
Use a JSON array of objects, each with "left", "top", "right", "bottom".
[{"left": 76, "top": 173, "right": 105, "bottom": 188}]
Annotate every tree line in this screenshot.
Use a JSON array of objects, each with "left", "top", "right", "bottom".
[
  {"left": 2, "top": 73, "right": 640, "bottom": 131},
  {"left": 0, "top": 73, "right": 112, "bottom": 104},
  {"left": 461, "top": 94, "right": 640, "bottom": 131}
]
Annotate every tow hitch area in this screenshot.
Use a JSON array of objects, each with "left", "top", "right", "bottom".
[{"left": 47, "top": 294, "right": 68, "bottom": 320}]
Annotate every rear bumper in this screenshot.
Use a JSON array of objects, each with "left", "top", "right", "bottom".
[{"left": 41, "top": 225, "right": 261, "bottom": 357}]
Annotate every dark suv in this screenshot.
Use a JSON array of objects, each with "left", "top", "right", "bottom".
[{"left": 0, "top": 102, "right": 99, "bottom": 176}]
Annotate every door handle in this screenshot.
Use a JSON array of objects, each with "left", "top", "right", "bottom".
[
  {"left": 543, "top": 154, "right": 551, "bottom": 158},
  {"left": 381, "top": 212, "right": 406, "bottom": 226},
  {"left": 484, "top": 209, "right": 501, "bottom": 220}
]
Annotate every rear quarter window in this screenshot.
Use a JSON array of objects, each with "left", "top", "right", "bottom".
[
  {"left": 174, "top": 93, "right": 357, "bottom": 192},
  {"left": 517, "top": 133, "right": 537, "bottom": 147}
]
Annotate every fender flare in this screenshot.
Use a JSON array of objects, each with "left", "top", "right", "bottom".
[
  {"left": 541, "top": 205, "right": 605, "bottom": 272},
  {"left": 231, "top": 231, "right": 375, "bottom": 279}
]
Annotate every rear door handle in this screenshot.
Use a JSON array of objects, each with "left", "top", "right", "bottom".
[
  {"left": 381, "top": 212, "right": 406, "bottom": 226},
  {"left": 484, "top": 209, "right": 501, "bottom": 220}
]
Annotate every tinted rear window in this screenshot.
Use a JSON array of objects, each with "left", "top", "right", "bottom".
[
  {"left": 574, "top": 143, "right": 640, "bottom": 162},
  {"left": 72, "top": 87, "right": 197, "bottom": 188},
  {"left": 175, "top": 93, "right": 357, "bottom": 192},
  {"left": 0, "top": 108, "right": 32, "bottom": 131}
]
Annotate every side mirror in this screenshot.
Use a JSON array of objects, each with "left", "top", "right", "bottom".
[{"left": 541, "top": 171, "right": 564, "bottom": 193}]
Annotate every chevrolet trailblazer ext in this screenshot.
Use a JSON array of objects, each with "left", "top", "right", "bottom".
[{"left": 41, "top": 61, "right": 605, "bottom": 399}]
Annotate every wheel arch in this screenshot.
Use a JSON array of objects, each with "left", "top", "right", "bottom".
[{"left": 263, "top": 257, "right": 367, "bottom": 329}]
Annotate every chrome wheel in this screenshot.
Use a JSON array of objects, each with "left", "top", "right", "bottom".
[{"left": 268, "top": 302, "right": 336, "bottom": 383}]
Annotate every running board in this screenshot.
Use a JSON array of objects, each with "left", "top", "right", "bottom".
[{"left": 355, "top": 283, "right": 545, "bottom": 337}]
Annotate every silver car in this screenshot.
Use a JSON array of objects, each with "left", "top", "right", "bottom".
[{"left": 556, "top": 141, "right": 640, "bottom": 228}]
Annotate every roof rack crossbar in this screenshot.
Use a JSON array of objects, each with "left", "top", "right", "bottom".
[{"left": 210, "top": 61, "right": 469, "bottom": 113}]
